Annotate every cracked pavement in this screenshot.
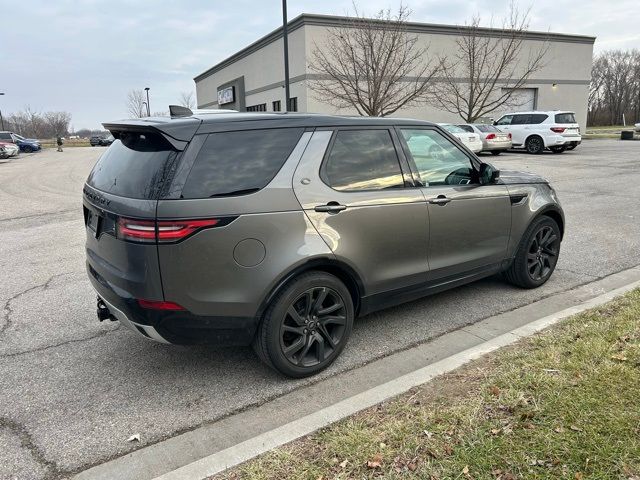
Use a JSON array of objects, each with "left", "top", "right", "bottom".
[{"left": 1, "top": 141, "right": 639, "bottom": 479}]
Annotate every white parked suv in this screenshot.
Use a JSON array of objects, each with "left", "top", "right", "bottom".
[{"left": 493, "top": 111, "right": 581, "bottom": 154}]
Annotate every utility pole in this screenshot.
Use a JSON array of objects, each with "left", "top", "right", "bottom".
[
  {"left": 144, "top": 87, "right": 151, "bottom": 116},
  {"left": 282, "top": 0, "right": 291, "bottom": 112},
  {"left": 0, "top": 93, "right": 5, "bottom": 130}
]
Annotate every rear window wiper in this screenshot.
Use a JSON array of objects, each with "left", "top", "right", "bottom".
[{"left": 209, "top": 188, "right": 260, "bottom": 198}]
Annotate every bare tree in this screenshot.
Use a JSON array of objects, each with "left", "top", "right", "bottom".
[
  {"left": 43, "top": 111, "right": 72, "bottom": 136},
  {"left": 429, "top": 3, "right": 549, "bottom": 122},
  {"left": 307, "top": 4, "right": 441, "bottom": 117},
  {"left": 179, "top": 91, "right": 195, "bottom": 110},
  {"left": 127, "top": 89, "right": 147, "bottom": 118}
]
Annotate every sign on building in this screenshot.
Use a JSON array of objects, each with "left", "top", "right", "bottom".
[{"left": 218, "top": 86, "right": 235, "bottom": 105}]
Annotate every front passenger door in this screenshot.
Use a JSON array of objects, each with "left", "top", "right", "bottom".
[{"left": 398, "top": 128, "right": 511, "bottom": 280}]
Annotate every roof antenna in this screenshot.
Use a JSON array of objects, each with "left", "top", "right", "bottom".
[{"left": 169, "top": 105, "right": 193, "bottom": 118}]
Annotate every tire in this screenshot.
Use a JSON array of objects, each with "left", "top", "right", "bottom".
[
  {"left": 253, "top": 271, "right": 354, "bottom": 378},
  {"left": 567, "top": 144, "right": 577, "bottom": 151},
  {"left": 504, "top": 216, "right": 561, "bottom": 289},
  {"left": 525, "top": 136, "right": 544, "bottom": 154},
  {"left": 22, "top": 146, "right": 33, "bottom": 153},
  {"left": 491, "top": 150, "right": 502, "bottom": 156},
  {"left": 550, "top": 146, "right": 567, "bottom": 154}
]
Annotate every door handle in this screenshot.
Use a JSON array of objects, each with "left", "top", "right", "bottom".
[
  {"left": 428, "top": 195, "right": 452, "bottom": 206},
  {"left": 314, "top": 202, "right": 347, "bottom": 213}
]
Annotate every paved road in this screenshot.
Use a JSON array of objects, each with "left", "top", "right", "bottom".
[{"left": 1, "top": 140, "right": 639, "bottom": 479}]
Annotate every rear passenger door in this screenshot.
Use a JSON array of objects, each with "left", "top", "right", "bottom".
[
  {"left": 293, "top": 128, "right": 430, "bottom": 296},
  {"left": 397, "top": 127, "right": 510, "bottom": 280}
]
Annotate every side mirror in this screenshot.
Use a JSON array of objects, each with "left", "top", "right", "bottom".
[{"left": 479, "top": 163, "right": 500, "bottom": 184}]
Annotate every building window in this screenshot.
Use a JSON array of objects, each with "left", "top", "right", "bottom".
[
  {"left": 288, "top": 97, "right": 298, "bottom": 112},
  {"left": 272, "top": 100, "right": 281, "bottom": 112},
  {"left": 246, "top": 103, "right": 266, "bottom": 112}
]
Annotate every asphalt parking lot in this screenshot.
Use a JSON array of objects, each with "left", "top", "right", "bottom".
[{"left": 1, "top": 140, "right": 639, "bottom": 479}]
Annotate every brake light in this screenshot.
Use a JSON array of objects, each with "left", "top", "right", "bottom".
[
  {"left": 137, "top": 299, "right": 185, "bottom": 311},
  {"left": 485, "top": 133, "right": 496, "bottom": 140},
  {"left": 117, "top": 217, "right": 219, "bottom": 243},
  {"left": 117, "top": 218, "right": 156, "bottom": 242},
  {"left": 508, "top": 133, "right": 512, "bottom": 139},
  {"left": 550, "top": 127, "right": 566, "bottom": 133}
]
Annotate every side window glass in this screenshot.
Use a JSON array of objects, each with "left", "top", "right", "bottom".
[
  {"left": 495, "top": 115, "right": 512, "bottom": 126},
  {"left": 400, "top": 129, "right": 476, "bottom": 186},
  {"left": 512, "top": 115, "right": 531, "bottom": 125},
  {"left": 458, "top": 125, "right": 473, "bottom": 133},
  {"left": 321, "top": 130, "right": 404, "bottom": 192},
  {"left": 529, "top": 114, "right": 548, "bottom": 124}
]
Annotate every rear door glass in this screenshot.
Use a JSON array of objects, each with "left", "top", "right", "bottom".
[
  {"left": 87, "top": 131, "right": 179, "bottom": 199},
  {"left": 181, "top": 128, "right": 304, "bottom": 198},
  {"left": 555, "top": 113, "right": 576, "bottom": 123},
  {"left": 529, "top": 114, "right": 549, "bottom": 124},
  {"left": 321, "top": 129, "right": 404, "bottom": 191}
]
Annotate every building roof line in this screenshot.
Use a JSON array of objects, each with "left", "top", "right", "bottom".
[{"left": 193, "top": 13, "right": 596, "bottom": 83}]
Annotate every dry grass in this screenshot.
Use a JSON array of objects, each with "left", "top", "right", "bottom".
[{"left": 216, "top": 289, "right": 640, "bottom": 480}]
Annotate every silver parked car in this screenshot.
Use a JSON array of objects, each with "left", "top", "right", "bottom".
[
  {"left": 458, "top": 124, "right": 512, "bottom": 155},
  {"left": 84, "top": 111, "right": 564, "bottom": 377}
]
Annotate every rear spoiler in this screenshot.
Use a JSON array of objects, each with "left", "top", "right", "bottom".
[{"left": 102, "top": 117, "right": 201, "bottom": 149}]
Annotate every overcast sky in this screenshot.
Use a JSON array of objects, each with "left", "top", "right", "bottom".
[{"left": 1, "top": 0, "right": 637, "bottom": 130}]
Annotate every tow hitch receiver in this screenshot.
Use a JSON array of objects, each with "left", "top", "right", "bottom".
[{"left": 97, "top": 296, "right": 116, "bottom": 322}]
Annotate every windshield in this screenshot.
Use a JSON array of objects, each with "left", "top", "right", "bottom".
[
  {"left": 14, "top": 134, "right": 25, "bottom": 141},
  {"left": 441, "top": 124, "right": 466, "bottom": 134}
]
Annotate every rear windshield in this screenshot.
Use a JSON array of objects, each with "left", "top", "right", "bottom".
[
  {"left": 555, "top": 113, "right": 576, "bottom": 123},
  {"left": 181, "top": 128, "right": 304, "bottom": 198},
  {"left": 476, "top": 124, "right": 500, "bottom": 133},
  {"left": 86, "top": 131, "right": 179, "bottom": 199},
  {"left": 442, "top": 124, "right": 465, "bottom": 133}
]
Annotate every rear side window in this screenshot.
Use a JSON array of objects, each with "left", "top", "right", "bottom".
[
  {"left": 555, "top": 113, "right": 576, "bottom": 123},
  {"left": 0, "top": 133, "right": 11, "bottom": 141},
  {"left": 181, "top": 128, "right": 303, "bottom": 198},
  {"left": 458, "top": 125, "right": 474, "bottom": 133},
  {"left": 321, "top": 129, "right": 404, "bottom": 191},
  {"left": 87, "top": 131, "right": 179, "bottom": 199}
]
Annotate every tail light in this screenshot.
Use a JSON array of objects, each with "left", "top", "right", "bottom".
[
  {"left": 485, "top": 133, "right": 496, "bottom": 140},
  {"left": 508, "top": 133, "right": 512, "bottom": 139},
  {"left": 137, "top": 299, "right": 185, "bottom": 311},
  {"left": 117, "top": 217, "right": 220, "bottom": 243},
  {"left": 550, "top": 127, "right": 566, "bottom": 133}
]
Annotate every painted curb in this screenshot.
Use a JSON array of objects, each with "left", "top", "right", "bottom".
[{"left": 153, "top": 279, "right": 640, "bottom": 480}]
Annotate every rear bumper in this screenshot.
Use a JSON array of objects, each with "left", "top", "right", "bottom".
[
  {"left": 482, "top": 140, "right": 512, "bottom": 151},
  {"left": 87, "top": 262, "right": 258, "bottom": 346}
]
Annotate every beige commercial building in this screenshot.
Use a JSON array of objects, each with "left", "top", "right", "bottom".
[{"left": 194, "top": 14, "right": 595, "bottom": 128}]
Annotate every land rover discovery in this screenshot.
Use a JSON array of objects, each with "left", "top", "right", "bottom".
[{"left": 84, "top": 111, "right": 564, "bottom": 377}]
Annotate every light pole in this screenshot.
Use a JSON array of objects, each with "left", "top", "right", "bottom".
[
  {"left": 0, "top": 93, "right": 5, "bottom": 130},
  {"left": 142, "top": 102, "right": 148, "bottom": 118},
  {"left": 144, "top": 87, "right": 150, "bottom": 116},
  {"left": 282, "top": 0, "right": 291, "bottom": 112}
]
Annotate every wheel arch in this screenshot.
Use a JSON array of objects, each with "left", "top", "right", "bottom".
[
  {"left": 532, "top": 205, "right": 565, "bottom": 240},
  {"left": 525, "top": 134, "right": 545, "bottom": 147},
  {"left": 255, "top": 257, "right": 364, "bottom": 321}
]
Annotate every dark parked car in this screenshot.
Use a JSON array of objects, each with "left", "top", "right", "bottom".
[
  {"left": 99, "top": 135, "right": 114, "bottom": 146},
  {"left": 84, "top": 112, "right": 564, "bottom": 377},
  {"left": 90, "top": 136, "right": 103, "bottom": 146},
  {"left": 0, "top": 131, "right": 41, "bottom": 152}
]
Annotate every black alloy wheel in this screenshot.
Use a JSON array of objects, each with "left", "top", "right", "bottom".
[
  {"left": 280, "top": 287, "right": 346, "bottom": 368},
  {"left": 504, "top": 216, "right": 561, "bottom": 288},
  {"left": 526, "top": 136, "right": 544, "bottom": 154},
  {"left": 253, "top": 271, "right": 354, "bottom": 378},
  {"left": 526, "top": 225, "right": 559, "bottom": 281}
]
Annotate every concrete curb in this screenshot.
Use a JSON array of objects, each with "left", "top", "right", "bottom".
[{"left": 152, "top": 279, "right": 640, "bottom": 480}]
